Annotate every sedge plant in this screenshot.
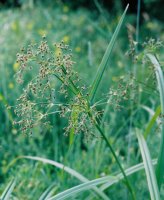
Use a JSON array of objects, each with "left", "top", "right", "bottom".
[
  {"left": 9, "top": 5, "right": 136, "bottom": 199},
  {"left": 8, "top": 3, "right": 164, "bottom": 199}
]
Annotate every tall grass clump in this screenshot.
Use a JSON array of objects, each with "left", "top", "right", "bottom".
[
  {"left": 8, "top": 5, "right": 137, "bottom": 199},
  {"left": 6, "top": 3, "right": 164, "bottom": 200}
]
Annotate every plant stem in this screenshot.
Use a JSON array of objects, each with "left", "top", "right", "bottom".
[
  {"left": 88, "top": 111, "right": 136, "bottom": 200},
  {"left": 136, "top": 0, "right": 141, "bottom": 52}
]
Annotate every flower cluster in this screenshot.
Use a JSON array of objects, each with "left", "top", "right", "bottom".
[
  {"left": 142, "top": 38, "right": 163, "bottom": 53},
  {"left": 107, "top": 74, "right": 139, "bottom": 111},
  {"left": 140, "top": 38, "right": 163, "bottom": 87},
  {"left": 11, "top": 36, "right": 98, "bottom": 139}
]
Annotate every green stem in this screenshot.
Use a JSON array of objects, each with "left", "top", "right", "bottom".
[
  {"left": 136, "top": 0, "right": 141, "bottom": 52},
  {"left": 56, "top": 65, "right": 136, "bottom": 198},
  {"left": 88, "top": 111, "right": 136, "bottom": 200},
  {"left": 54, "top": 73, "right": 77, "bottom": 95},
  {"left": 61, "top": 65, "right": 81, "bottom": 95}
]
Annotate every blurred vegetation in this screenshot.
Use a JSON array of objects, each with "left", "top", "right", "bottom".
[{"left": 0, "top": 0, "right": 164, "bottom": 199}]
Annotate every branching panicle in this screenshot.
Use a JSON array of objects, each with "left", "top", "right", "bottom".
[{"left": 12, "top": 36, "right": 99, "bottom": 139}]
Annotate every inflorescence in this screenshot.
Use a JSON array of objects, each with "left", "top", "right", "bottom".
[
  {"left": 9, "top": 36, "right": 99, "bottom": 139},
  {"left": 9, "top": 36, "right": 162, "bottom": 139}
]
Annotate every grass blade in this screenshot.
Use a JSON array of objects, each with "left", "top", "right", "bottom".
[
  {"left": 9, "top": 156, "right": 109, "bottom": 200},
  {"left": 0, "top": 179, "right": 16, "bottom": 200},
  {"left": 143, "top": 106, "right": 161, "bottom": 138},
  {"left": 39, "top": 182, "right": 58, "bottom": 200},
  {"left": 100, "top": 159, "right": 157, "bottom": 191},
  {"left": 136, "top": 131, "right": 160, "bottom": 200},
  {"left": 147, "top": 54, "right": 164, "bottom": 188},
  {"left": 47, "top": 176, "right": 117, "bottom": 200},
  {"left": 47, "top": 159, "right": 158, "bottom": 200},
  {"left": 88, "top": 4, "right": 129, "bottom": 103}
]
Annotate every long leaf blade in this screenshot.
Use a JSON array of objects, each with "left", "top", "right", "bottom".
[
  {"left": 100, "top": 159, "right": 157, "bottom": 191},
  {"left": 0, "top": 179, "right": 16, "bottom": 200},
  {"left": 143, "top": 106, "right": 161, "bottom": 138},
  {"left": 89, "top": 4, "right": 129, "bottom": 103},
  {"left": 16, "top": 156, "right": 109, "bottom": 200},
  {"left": 147, "top": 54, "right": 164, "bottom": 188},
  {"left": 47, "top": 159, "right": 158, "bottom": 200},
  {"left": 39, "top": 183, "right": 58, "bottom": 200},
  {"left": 47, "top": 176, "right": 117, "bottom": 200},
  {"left": 8, "top": 156, "right": 158, "bottom": 200},
  {"left": 136, "top": 131, "right": 160, "bottom": 200}
]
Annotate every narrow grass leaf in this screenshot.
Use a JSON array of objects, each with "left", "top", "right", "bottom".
[
  {"left": 100, "top": 159, "right": 157, "bottom": 191},
  {"left": 142, "top": 105, "right": 157, "bottom": 117},
  {"left": 15, "top": 156, "right": 109, "bottom": 200},
  {"left": 39, "top": 183, "right": 58, "bottom": 200},
  {"left": 143, "top": 106, "right": 161, "bottom": 138},
  {"left": 47, "top": 159, "right": 158, "bottom": 200},
  {"left": 147, "top": 54, "right": 164, "bottom": 188},
  {"left": 136, "top": 131, "right": 160, "bottom": 200},
  {"left": 88, "top": 4, "right": 129, "bottom": 103},
  {"left": 0, "top": 179, "right": 16, "bottom": 200},
  {"left": 47, "top": 176, "right": 117, "bottom": 200}
]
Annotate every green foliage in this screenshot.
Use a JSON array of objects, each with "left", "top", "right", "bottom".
[
  {"left": 147, "top": 54, "right": 164, "bottom": 189},
  {"left": 39, "top": 182, "right": 58, "bottom": 200},
  {"left": 10, "top": 6, "right": 137, "bottom": 199},
  {"left": 136, "top": 131, "right": 160, "bottom": 200},
  {"left": 0, "top": 179, "right": 16, "bottom": 200},
  {"left": 89, "top": 4, "right": 129, "bottom": 103},
  {"left": 0, "top": 1, "right": 164, "bottom": 200}
]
